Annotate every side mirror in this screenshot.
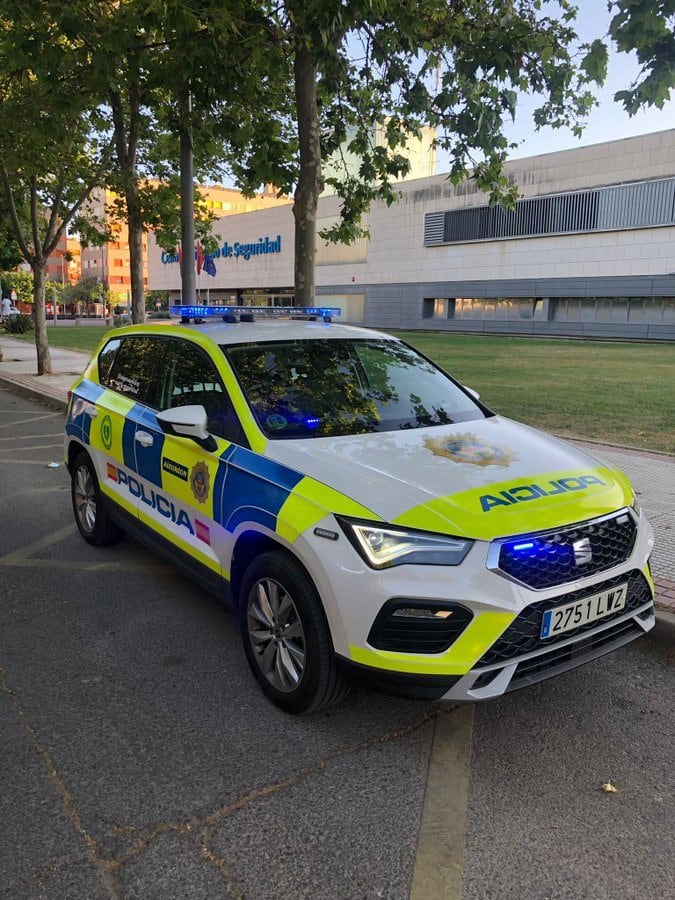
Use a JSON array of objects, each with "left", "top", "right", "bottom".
[
  {"left": 464, "top": 386, "right": 480, "bottom": 401},
  {"left": 156, "top": 405, "right": 217, "bottom": 452}
]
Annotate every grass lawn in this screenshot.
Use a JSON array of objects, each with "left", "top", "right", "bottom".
[
  {"left": 3, "top": 324, "right": 111, "bottom": 354},
  {"left": 3, "top": 324, "right": 673, "bottom": 453},
  {"left": 391, "top": 332, "right": 675, "bottom": 454}
]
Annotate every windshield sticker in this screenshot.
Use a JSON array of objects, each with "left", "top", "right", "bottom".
[
  {"left": 425, "top": 433, "right": 518, "bottom": 468},
  {"left": 266, "top": 414, "right": 288, "bottom": 431},
  {"left": 190, "top": 461, "right": 210, "bottom": 504}
]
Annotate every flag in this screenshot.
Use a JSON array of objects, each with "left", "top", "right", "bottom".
[
  {"left": 203, "top": 253, "right": 217, "bottom": 277},
  {"left": 196, "top": 242, "right": 206, "bottom": 275}
]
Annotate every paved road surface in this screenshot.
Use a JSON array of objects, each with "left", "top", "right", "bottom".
[{"left": 1, "top": 389, "right": 672, "bottom": 899}]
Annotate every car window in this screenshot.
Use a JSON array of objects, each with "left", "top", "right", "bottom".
[
  {"left": 98, "top": 338, "right": 122, "bottom": 384},
  {"left": 105, "top": 336, "right": 162, "bottom": 404},
  {"left": 157, "top": 339, "right": 243, "bottom": 443},
  {"left": 225, "top": 338, "right": 487, "bottom": 439}
]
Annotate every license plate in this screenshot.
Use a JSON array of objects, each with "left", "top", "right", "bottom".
[{"left": 540, "top": 583, "right": 628, "bottom": 639}]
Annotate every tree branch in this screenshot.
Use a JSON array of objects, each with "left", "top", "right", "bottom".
[
  {"left": 1, "top": 169, "right": 34, "bottom": 264},
  {"left": 29, "top": 176, "right": 42, "bottom": 262}
]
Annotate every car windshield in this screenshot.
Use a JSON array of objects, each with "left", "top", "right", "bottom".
[{"left": 224, "top": 338, "right": 487, "bottom": 439}]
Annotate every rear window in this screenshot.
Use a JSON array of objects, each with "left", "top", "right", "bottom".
[
  {"left": 224, "top": 338, "right": 486, "bottom": 439},
  {"left": 103, "top": 336, "right": 162, "bottom": 404}
]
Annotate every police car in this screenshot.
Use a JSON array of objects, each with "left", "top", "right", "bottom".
[{"left": 65, "top": 306, "right": 655, "bottom": 713}]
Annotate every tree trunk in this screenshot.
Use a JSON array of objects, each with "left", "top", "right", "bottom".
[
  {"left": 179, "top": 92, "right": 196, "bottom": 305},
  {"left": 32, "top": 264, "right": 52, "bottom": 375},
  {"left": 293, "top": 40, "right": 323, "bottom": 307},
  {"left": 126, "top": 182, "right": 145, "bottom": 324}
]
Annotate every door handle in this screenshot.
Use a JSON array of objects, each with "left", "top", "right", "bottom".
[
  {"left": 84, "top": 404, "right": 98, "bottom": 418},
  {"left": 135, "top": 431, "right": 154, "bottom": 448}
]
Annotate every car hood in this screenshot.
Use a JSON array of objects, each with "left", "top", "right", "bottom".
[{"left": 264, "top": 417, "right": 633, "bottom": 541}]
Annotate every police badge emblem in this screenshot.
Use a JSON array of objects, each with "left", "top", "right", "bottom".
[
  {"left": 425, "top": 433, "right": 518, "bottom": 467},
  {"left": 190, "top": 461, "right": 210, "bottom": 503}
]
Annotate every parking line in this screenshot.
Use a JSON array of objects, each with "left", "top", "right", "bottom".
[
  {"left": 410, "top": 704, "right": 474, "bottom": 900},
  {"left": 0, "top": 459, "right": 63, "bottom": 465},
  {"left": 1, "top": 443, "right": 64, "bottom": 451},
  {"left": 0, "top": 412, "right": 60, "bottom": 429},
  {"left": 0, "top": 524, "right": 77, "bottom": 563}
]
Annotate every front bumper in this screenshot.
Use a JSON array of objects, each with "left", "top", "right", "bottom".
[
  {"left": 440, "top": 598, "right": 654, "bottom": 701},
  {"left": 296, "top": 508, "right": 655, "bottom": 701}
]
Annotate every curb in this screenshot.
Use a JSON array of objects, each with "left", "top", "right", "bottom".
[
  {"left": 0, "top": 374, "right": 68, "bottom": 413},
  {"left": 653, "top": 609, "right": 675, "bottom": 644}
]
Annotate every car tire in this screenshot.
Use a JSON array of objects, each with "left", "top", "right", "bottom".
[
  {"left": 239, "top": 550, "right": 349, "bottom": 714},
  {"left": 71, "top": 451, "right": 123, "bottom": 546}
]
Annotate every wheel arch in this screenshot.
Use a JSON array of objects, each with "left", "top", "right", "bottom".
[
  {"left": 230, "top": 530, "right": 318, "bottom": 611},
  {"left": 67, "top": 439, "right": 90, "bottom": 474}
]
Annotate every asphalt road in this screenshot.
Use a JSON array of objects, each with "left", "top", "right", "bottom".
[{"left": 1, "top": 388, "right": 673, "bottom": 899}]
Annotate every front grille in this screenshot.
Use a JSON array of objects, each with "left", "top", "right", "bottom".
[
  {"left": 368, "top": 601, "right": 473, "bottom": 654},
  {"left": 479, "top": 569, "right": 652, "bottom": 667},
  {"left": 495, "top": 510, "right": 637, "bottom": 590},
  {"left": 506, "top": 618, "right": 643, "bottom": 691}
]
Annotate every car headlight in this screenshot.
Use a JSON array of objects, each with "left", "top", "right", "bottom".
[
  {"left": 337, "top": 518, "right": 473, "bottom": 569},
  {"left": 630, "top": 495, "right": 641, "bottom": 517}
]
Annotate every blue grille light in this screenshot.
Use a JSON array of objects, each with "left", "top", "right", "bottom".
[
  {"left": 512, "top": 541, "right": 535, "bottom": 551},
  {"left": 304, "top": 416, "right": 320, "bottom": 429}
]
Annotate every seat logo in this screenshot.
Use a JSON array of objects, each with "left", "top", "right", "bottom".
[
  {"left": 572, "top": 537, "right": 593, "bottom": 566},
  {"left": 191, "top": 461, "right": 210, "bottom": 504}
]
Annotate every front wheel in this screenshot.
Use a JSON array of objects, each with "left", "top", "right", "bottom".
[
  {"left": 239, "top": 550, "right": 349, "bottom": 714},
  {"left": 71, "top": 452, "right": 123, "bottom": 546}
]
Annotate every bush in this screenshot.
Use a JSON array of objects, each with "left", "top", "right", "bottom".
[
  {"left": 5, "top": 312, "right": 34, "bottom": 333},
  {"left": 112, "top": 314, "right": 131, "bottom": 328},
  {"left": 148, "top": 310, "right": 171, "bottom": 319}
]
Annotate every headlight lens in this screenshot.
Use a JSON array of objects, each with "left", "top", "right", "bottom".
[{"left": 337, "top": 518, "right": 473, "bottom": 568}]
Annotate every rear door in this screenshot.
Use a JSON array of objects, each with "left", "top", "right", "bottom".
[{"left": 91, "top": 334, "right": 163, "bottom": 523}]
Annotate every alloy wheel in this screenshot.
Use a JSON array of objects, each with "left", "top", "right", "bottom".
[
  {"left": 73, "top": 465, "right": 97, "bottom": 533},
  {"left": 246, "top": 578, "right": 306, "bottom": 693}
]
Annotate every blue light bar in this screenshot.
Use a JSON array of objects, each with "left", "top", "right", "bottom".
[
  {"left": 170, "top": 304, "right": 341, "bottom": 321},
  {"left": 512, "top": 542, "right": 535, "bottom": 551}
]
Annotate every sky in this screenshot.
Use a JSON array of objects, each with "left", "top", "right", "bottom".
[{"left": 485, "top": 3, "right": 674, "bottom": 163}]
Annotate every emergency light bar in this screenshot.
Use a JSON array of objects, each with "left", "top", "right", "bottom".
[{"left": 170, "top": 304, "right": 341, "bottom": 323}]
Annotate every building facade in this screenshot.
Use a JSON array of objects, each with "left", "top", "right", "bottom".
[
  {"left": 81, "top": 185, "right": 289, "bottom": 303},
  {"left": 148, "top": 130, "right": 675, "bottom": 340}
]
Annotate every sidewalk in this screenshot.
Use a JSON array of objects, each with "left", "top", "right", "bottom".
[{"left": 1, "top": 334, "right": 674, "bottom": 625}]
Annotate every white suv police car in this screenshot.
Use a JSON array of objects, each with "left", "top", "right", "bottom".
[{"left": 65, "top": 306, "right": 655, "bottom": 713}]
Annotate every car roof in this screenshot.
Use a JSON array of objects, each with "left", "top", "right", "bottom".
[{"left": 137, "top": 320, "right": 396, "bottom": 345}]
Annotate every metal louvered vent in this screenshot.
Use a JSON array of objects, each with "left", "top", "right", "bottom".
[
  {"left": 425, "top": 177, "right": 675, "bottom": 246},
  {"left": 423, "top": 211, "right": 446, "bottom": 246}
]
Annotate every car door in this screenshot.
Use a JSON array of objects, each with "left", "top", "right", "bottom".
[
  {"left": 132, "top": 336, "right": 244, "bottom": 580},
  {"left": 93, "top": 334, "right": 163, "bottom": 522}
]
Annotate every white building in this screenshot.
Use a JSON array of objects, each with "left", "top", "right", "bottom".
[{"left": 148, "top": 130, "right": 675, "bottom": 340}]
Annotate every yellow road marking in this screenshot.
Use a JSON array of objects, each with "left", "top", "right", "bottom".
[
  {"left": 411, "top": 705, "right": 474, "bottom": 900},
  {"left": 0, "top": 524, "right": 77, "bottom": 563}
]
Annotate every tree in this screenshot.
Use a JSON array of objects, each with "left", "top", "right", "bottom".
[
  {"left": 223, "top": 0, "right": 611, "bottom": 306},
  {"left": 609, "top": 0, "right": 675, "bottom": 112},
  {"left": 0, "top": 3, "right": 110, "bottom": 373}
]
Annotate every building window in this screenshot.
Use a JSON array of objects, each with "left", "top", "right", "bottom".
[
  {"left": 423, "top": 298, "right": 454, "bottom": 319},
  {"left": 424, "top": 176, "right": 675, "bottom": 246},
  {"left": 114, "top": 258, "right": 124, "bottom": 267}
]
